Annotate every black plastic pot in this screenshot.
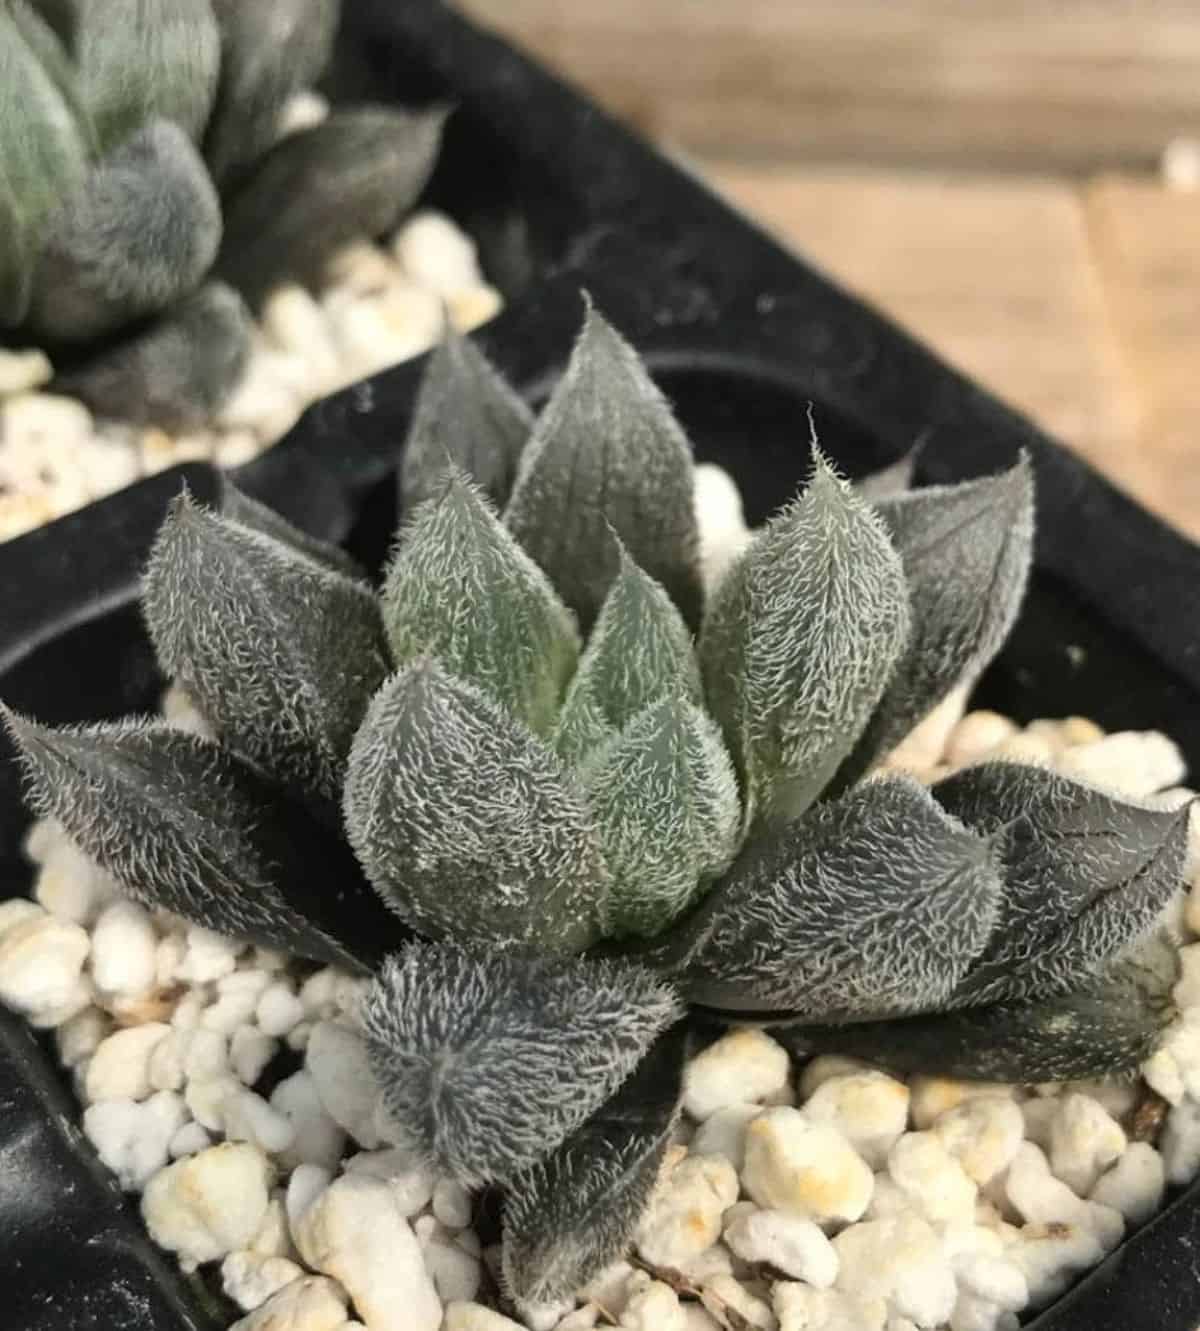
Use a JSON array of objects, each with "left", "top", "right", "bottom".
[{"left": 3, "top": 2, "right": 1200, "bottom": 1327}]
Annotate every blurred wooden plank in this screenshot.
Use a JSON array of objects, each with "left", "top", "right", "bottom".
[{"left": 458, "top": 0, "right": 1200, "bottom": 172}]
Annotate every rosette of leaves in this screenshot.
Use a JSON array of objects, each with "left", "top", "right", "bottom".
[
  {"left": 6, "top": 303, "right": 1190, "bottom": 1312},
  {"left": 0, "top": 0, "right": 445, "bottom": 427}
]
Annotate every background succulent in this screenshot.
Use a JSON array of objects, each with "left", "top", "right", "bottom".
[
  {"left": 0, "top": 0, "right": 445, "bottom": 428},
  {"left": 6, "top": 302, "right": 1190, "bottom": 1311}
]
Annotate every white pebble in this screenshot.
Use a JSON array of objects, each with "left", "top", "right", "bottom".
[
  {"left": 300, "top": 969, "right": 340, "bottom": 1017},
  {"left": 743, "top": 1108, "right": 874, "bottom": 1225},
  {"left": 433, "top": 1176, "right": 473, "bottom": 1230},
  {"left": 0, "top": 347, "right": 53, "bottom": 396},
  {"left": 773, "top": 1283, "right": 886, "bottom": 1331},
  {"left": 83, "top": 1091, "right": 181, "bottom": 1191},
  {"left": 33, "top": 838, "right": 118, "bottom": 924},
  {"left": 142, "top": 1142, "right": 271, "bottom": 1270},
  {"left": 203, "top": 983, "right": 266, "bottom": 1034},
  {"left": 228, "top": 1276, "right": 348, "bottom": 1331},
  {"left": 232, "top": 1026, "right": 278, "bottom": 1085},
  {"left": 949, "top": 1293, "right": 1018, "bottom": 1331},
  {"left": 91, "top": 900, "right": 158, "bottom": 999},
  {"left": 306, "top": 1021, "right": 383, "bottom": 1147},
  {"left": 804, "top": 1072, "right": 910, "bottom": 1169},
  {"left": 85, "top": 1022, "right": 170, "bottom": 1102},
  {"left": 888, "top": 1132, "right": 978, "bottom": 1223},
  {"left": 186, "top": 1074, "right": 240, "bottom": 1131},
  {"left": 55, "top": 1006, "right": 111, "bottom": 1068},
  {"left": 702, "top": 1275, "right": 775, "bottom": 1328},
  {"left": 1160, "top": 1097, "right": 1200, "bottom": 1184},
  {"left": 932, "top": 1096, "right": 1025, "bottom": 1185},
  {"left": 287, "top": 1164, "right": 334, "bottom": 1230},
  {"left": 155, "top": 933, "right": 187, "bottom": 989},
  {"left": 797, "top": 1056, "right": 872, "bottom": 1101},
  {"left": 1047, "top": 1094, "right": 1127, "bottom": 1196},
  {"left": 169, "top": 1121, "right": 213, "bottom": 1158},
  {"left": 184, "top": 1028, "right": 230, "bottom": 1083},
  {"left": 833, "top": 1213, "right": 957, "bottom": 1328},
  {"left": 1089, "top": 1141, "right": 1166, "bottom": 1225},
  {"left": 684, "top": 1030, "right": 790, "bottom": 1121},
  {"left": 249, "top": 1198, "right": 293, "bottom": 1258},
  {"left": 0, "top": 909, "right": 90, "bottom": 1020},
  {"left": 909, "top": 1079, "right": 1016, "bottom": 1131},
  {"left": 423, "top": 1234, "right": 483, "bottom": 1304},
  {"left": 690, "top": 1104, "right": 762, "bottom": 1172},
  {"left": 257, "top": 980, "right": 306, "bottom": 1037},
  {"left": 293, "top": 1173, "right": 442, "bottom": 1331},
  {"left": 277, "top": 89, "right": 330, "bottom": 136},
  {"left": 261, "top": 285, "right": 343, "bottom": 391},
  {"left": 171, "top": 987, "right": 209, "bottom": 1031},
  {"left": 344, "top": 1148, "right": 435, "bottom": 1215},
  {"left": 618, "top": 1278, "right": 686, "bottom": 1331},
  {"left": 221, "top": 1250, "right": 305, "bottom": 1312},
  {"left": 0, "top": 899, "right": 43, "bottom": 940},
  {"left": 177, "top": 926, "right": 239, "bottom": 983},
  {"left": 393, "top": 211, "right": 483, "bottom": 296},
  {"left": 1059, "top": 730, "right": 1186, "bottom": 797},
  {"left": 1011, "top": 1222, "right": 1104, "bottom": 1308},
  {"left": 271, "top": 1071, "right": 347, "bottom": 1171},
  {"left": 724, "top": 1207, "right": 838, "bottom": 1286},
  {"left": 945, "top": 712, "right": 1018, "bottom": 767},
  {"left": 1005, "top": 1143, "right": 1123, "bottom": 1250},
  {"left": 637, "top": 1153, "right": 739, "bottom": 1268},
  {"left": 442, "top": 1305, "right": 525, "bottom": 1331},
  {"left": 224, "top": 1087, "right": 296, "bottom": 1154}
]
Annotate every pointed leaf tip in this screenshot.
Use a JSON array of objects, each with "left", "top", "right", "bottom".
[
  {"left": 359, "top": 942, "right": 683, "bottom": 1186},
  {"left": 504, "top": 305, "right": 703, "bottom": 631}
]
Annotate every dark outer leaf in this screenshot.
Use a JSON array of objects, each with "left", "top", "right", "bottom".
[
  {"left": 143, "top": 490, "right": 389, "bottom": 809},
  {"left": 204, "top": 0, "right": 340, "bottom": 188},
  {"left": 358, "top": 942, "right": 683, "bottom": 1187},
  {"left": 53, "top": 280, "right": 251, "bottom": 430},
  {"left": 3, "top": 712, "right": 401, "bottom": 971},
  {"left": 343, "top": 660, "right": 607, "bottom": 951},
  {"left": 26, "top": 119, "right": 221, "bottom": 343},
  {"left": 854, "top": 440, "right": 924, "bottom": 503},
  {"left": 0, "top": 170, "right": 32, "bottom": 328},
  {"left": 773, "top": 935, "right": 1180, "bottom": 1082},
  {"left": 836, "top": 456, "right": 1034, "bottom": 788},
  {"left": 220, "top": 479, "right": 364, "bottom": 581},
  {"left": 400, "top": 322, "right": 534, "bottom": 514},
  {"left": 9, "top": 1, "right": 98, "bottom": 157},
  {"left": 72, "top": 0, "right": 221, "bottom": 150},
  {"left": 672, "top": 775, "right": 1001, "bottom": 1018},
  {"left": 217, "top": 106, "right": 447, "bottom": 309},
  {"left": 502, "top": 1022, "right": 689, "bottom": 1307},
  {"left": 934, "top": 761, "right": 1190, "bottom": 1006},
  {"left": 504, "top": 303, "right": 703, "bottom": 633}
]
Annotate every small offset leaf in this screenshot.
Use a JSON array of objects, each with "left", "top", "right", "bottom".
[
  {"left": 343, "top": 661, "right": 607, "bottom": 951},
  {"left": 358, "top": 942, "right": 683, "bottom": 1186},
  {"left": 401, "top": 323, "right": 533, "bottom": 515},
  {"left": 72, "top": 0, "right": 221, "bottom": 150},
  {"left": 55, "top": 280, "right": 251, "bottom": 430},
  {"left": 854, "top": 440, "right": 924, "bottom": 503},
  {"left": 556, "top": 545, "right": 702, "bottom": 765},
  {"left": 837, "top": 456, "right": 1034, "bottom": 786},
  {"left": 144, "top": 491, "right": 389, "bottom": 808},
  {"left": 698, "top": 449, "right": 910, "bottom": 825},
  {"left": 502, "top": 1022, "right": 688, "bottom": 1307},
  {"left": 217, "top": 106, "right": 447, "bottom": 309},
  {"left": 204, "top": 0, "right": 340, "bottom": 187},
  {"left": 26, "top": 120, "right": 221, "bottom": 343},
  {"left": 3, "top": 712, "right": 400, "bottom": 971},
  {"left": 504, "top": 303, "right": 703, "bottom": 632},
  {"left": 382, "top": 468, "right": 579, "bottom": 735},
  {"left": 676, "top": 775, "right": 1001, "bottom": 1017},
  {"left": 586, "top": 696, "right": 741, "bottom": 939},
  {"left": 220, "top": 481, "right": 364, "bottom": 581},
  {"left": 775, "top": 933, "right": 1179, "bottom": 1082},
  {"left": 934, "top": 762, "right": 1190, "bottom": 1006}
]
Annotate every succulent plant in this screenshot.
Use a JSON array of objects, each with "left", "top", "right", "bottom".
[
  {"left": 6, "top": 302, "right": 1190, "bottom": 1310},
  {"left": 0, "top": 0, "right": 445, "bottom": 428}
]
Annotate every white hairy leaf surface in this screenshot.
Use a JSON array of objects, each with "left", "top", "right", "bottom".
[
  {"left": 698, "top": 449, "right": 910, "bottom": 826},
  {"left": 55, "top": 280, "right": 252, "bottom": 429},
  {"left": 204, "top": 0, "right": 340, "bottom": 187},
  {"left": 143, "top": 490, "right": 389, "bottom": 807},
  {"left": 839, "top": 456, "right": 1034, "bottom": 785},
  {"left": 220, "top": 480, "right": 364, "bottom": 581},
  {"left": 3, "top": 711, "right": 383, "bottom": 970},
  {"left": 26, "top": 119, "right": 221, "bottom": 343},
  {"left": 358, "top": 942, "right": 683, "bottom": 1186},
  {"left": 504, "top": 303, "right": 703, "bottom": 631},
  {"left": 381, "top": 468, "right": 579, "bottom": 736},
  {"left": 678, "top": 775, "right": 1001, "bottom": 1017},
  {"left": 72, "top": 0, "right": 221, "bottom": 150},
  {"left": 401, "top": 323, "right": 534, "bottom": 514},
  {"left": 556, "top": 545, "right": 702, "bottom": 765},
  {"left": 216, "top": 106, "right": 446, "bottom": 308},
  {"left": 585, "top": 695, "right": 741, "bottom": 939},
  {"left": 343, "top": 660, "right": 608, "bottom": 951},
  {"left": 502, "top": 1023, "right": 687, "bottom": 1306},
  {"left": 778, "top": 932, "right": 1180, "bottom": 1082},
  {"left": 935, "top": 762, "right": 1190, "bottom": 1006}
]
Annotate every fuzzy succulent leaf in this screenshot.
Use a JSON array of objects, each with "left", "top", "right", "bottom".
[
  {"left": 676, "top": 775, "right": 1001, "bottom": 1017},
  {"left": 556, "top": 545, "right": 702, "bottom": 765},
  {"left": 775, "top": 932, "right": 1180, "bottom": 1082},
  {"left": 54, "top": 280, "right": 251, "bottom": 430},
  {"left": 854, "top": 441, "right": 924, "bottom": 503},
  {"left": 504, "top": 304, "right": 703, "bottom": 632},
  {"left": 220, "top": 481, "right": 363, "bottom": 581},
  {"left": 25, "top": 120, "right": 221, "bottom": 343},
  {"left": 934, "top": 762, "right": 1190, "bottom": 1006},
  {"left": 401, "top": 323, "right": 535, "bottom": 514},
  {"left": 344, "top": 661, "right": 607, "bottom": 951},
  {"left": 586, "top": 696, "right": 741, "bottom": 939},
  {"left": 3, "top": 712, "right": 397, "bottom": 971},
  {"left": 502, "top": 1022, "right": 688, "bottom": 1307},
  {"left": 381, "top": 469, "right": 579, "bottom": 736},
  {"left": 217, "top": 106, "right": 447, "bottom": 309},
  {"left": 358, "top": 942, "right": 683, "bottom": 1187},
  {"left": 70, "top": 0, "right": 221, "bottom": 150},
  {"left": 143, "top": 490, "right": 389, "bottom": 808},
  {"left": 9, "top": 1, "right": 97, "bottom": 154},
  {"left": 698, "top": 450, "right": 910, "bottom": 826},
  {"left": 0, "top": 174, "right": 31, "bottom": 328},
  {"left": 837, "top": 457, "right": 1035, "bottom": 787},
  {"left": 204, "top": 0, "right": 340, "bottom": 188}
]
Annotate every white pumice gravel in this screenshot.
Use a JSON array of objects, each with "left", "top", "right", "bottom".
[
  {"left": 8, "top": 464, "right": 1200, "bottom": 1330},
  {"left": 0, "top": 202, "right": 502, "bottom": 542}
]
